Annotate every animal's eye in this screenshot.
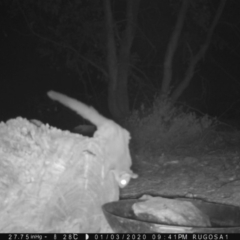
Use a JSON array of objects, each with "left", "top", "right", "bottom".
[
  {"left": 118, "top": 173, "right": 131, "bottom": 188},
  {"left": 120, "top": 178, "right": 128, "bottom": 187}
]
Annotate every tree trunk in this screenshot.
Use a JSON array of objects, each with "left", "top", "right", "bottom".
[
  {"left": 116, "top": 0, "right": 140, "bottom": 122},
  {"left": 104, "top": 0, "right": 119, "bottom": 119},
  {"left": 160, "top": 0, "right": 190, "bottom": 99},
  {"left": 104, "top": 0, "right": 140, "bottom": 122},
  {"left": 171, "top": 0, "right": 227, "bottom": 101}
]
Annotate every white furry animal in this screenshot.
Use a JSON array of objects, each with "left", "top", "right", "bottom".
[{"left": 47, "top": 91, "right": 138, "bottom": 188}]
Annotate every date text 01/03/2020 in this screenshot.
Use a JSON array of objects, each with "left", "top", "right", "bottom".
[{"left": 87, "top": 233, "right": 230, "bottom": 240}]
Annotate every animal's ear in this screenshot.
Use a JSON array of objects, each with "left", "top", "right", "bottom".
[
  {"left": 30, "top": 119, "right": 43, "bottom": 127},
  {"left": 72, "top": 125, "right": 96, "bottom": 137}
]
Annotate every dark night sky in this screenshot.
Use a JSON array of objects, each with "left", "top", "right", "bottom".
[
  {"left": 0, "top": 4, "right": 86, "bottom": 128},
  {"left": 0, "top": 33, "right": 79, "bottom": 126},
  {"left": 1, "top": 0, "right": 240, "bottom": 129}
]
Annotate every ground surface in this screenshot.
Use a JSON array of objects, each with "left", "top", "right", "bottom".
[{"left": 121, "top": 129, "right": 240, "bottom": 208}]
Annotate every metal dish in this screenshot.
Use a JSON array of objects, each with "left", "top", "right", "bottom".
[{"left": 102, "top": 197, "right": 240, "bottom": 233}]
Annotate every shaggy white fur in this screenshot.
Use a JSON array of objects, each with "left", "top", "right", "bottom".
[{"left": 47, "top": 91, "right": 138, "bottom": 187}]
